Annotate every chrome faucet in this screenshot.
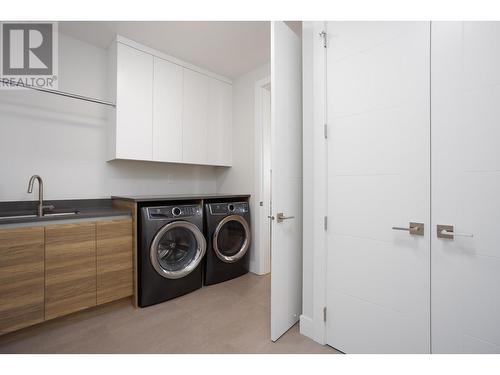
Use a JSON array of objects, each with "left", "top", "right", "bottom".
[{"left": 27, "top": 175, "right": 54, "bottom": 216}]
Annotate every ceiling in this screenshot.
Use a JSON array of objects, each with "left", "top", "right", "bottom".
[{"left": 59, "top": 21, "right": 270, "bottom": 79}]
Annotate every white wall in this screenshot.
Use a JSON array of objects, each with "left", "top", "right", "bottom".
[
  {"left": 216, "top": 62, "right": 271, "bottom": 274},
  {"left": 0, "top": 33, "right": 217, "bottom": 201},
  {"left": 0, "top": 32, "right": 271, "bottom": 276}
]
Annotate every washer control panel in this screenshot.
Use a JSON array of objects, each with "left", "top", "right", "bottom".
[
  {"left": 209, "top": 202, "right": 249, "bottom": 215},
  {"left": 148, "top": 205, "right": 201, "bottom": 219}
]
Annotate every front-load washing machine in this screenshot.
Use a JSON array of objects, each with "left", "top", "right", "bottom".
[
  {"left": 204, "top": 201, "right": 251, "bottom": 285},
  {"left": 139, "top": 203, "right": 206, "bottom": 307}
]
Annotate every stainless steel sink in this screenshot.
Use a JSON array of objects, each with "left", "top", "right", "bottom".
[
  {"left": 0, "top": 214, "right": 38, "bottom": 220},
  {"left": 0, "top": 210, "right": 80, "bottom": 220},
  {"left": 43, "top": 211, "right": 80, "bottom": 217}
]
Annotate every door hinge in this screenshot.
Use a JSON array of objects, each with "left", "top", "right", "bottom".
[
  {"left": 319, "top": 31, "right": 327, "bottom": 48},
  {"left": 324, "top": 216, "right": 328, "bottom": 231},
  {"left": 324, "top": 123, "right": 328, "bottom": 139},
  {"left": 323, "top": 307, "right": 327, "bottom": 322}
]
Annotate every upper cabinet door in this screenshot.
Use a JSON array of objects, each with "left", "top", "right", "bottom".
[
  {"left": 182, "top": 69, "right": 209, "bottom": 164},
  {"left": 153, "top": 57, "right": 183, "bottom": 162},
  {"left": 207, "top": 79, "right": 232, "bottom": 166},
  {"left": 115, "top": 43, "right": 153, "bottom": 160}
]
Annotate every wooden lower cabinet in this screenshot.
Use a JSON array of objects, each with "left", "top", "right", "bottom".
[
  {"left": 96, "top": 219, "right": 133, "bottom": 304},
  {"left": 0, "top": 227, "right": 45, "bottom": 335},
  {"left": 45, "top": 222, "right": 97, "bottom": 320},
  {"left": 0, "top": 218, "right": 133, "bottom": 334}
]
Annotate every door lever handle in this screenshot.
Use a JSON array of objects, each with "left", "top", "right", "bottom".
[
  {"left": 437, "top": 225, "right": 473, "bottom": 239},
  {"left": 276, "top": 212, "right": 295, "bottom": 223},
  {"left": 392, "top": 222, "right": 424, "bottom": 236}
]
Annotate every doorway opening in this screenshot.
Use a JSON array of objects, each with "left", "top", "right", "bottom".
[{"left": 254, "top": 76, "right": 272, "bottom": 276}]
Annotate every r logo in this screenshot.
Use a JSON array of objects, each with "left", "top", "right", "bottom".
[{"left": 2, "top": 23, "right": 53, "bottom": 75}]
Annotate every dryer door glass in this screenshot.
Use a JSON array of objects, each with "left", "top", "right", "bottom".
[
  {"left": 213, "top": 215, "right": 251, "bottom": 263},
  {"left": 156, "top": 227, "right": 197, "bottom": 272},
  {"left": 150, "top": 221, "right": 206, "bottom": 279},
  {"left": 218, "top": 221, "right": 246, "bottom": 256}
]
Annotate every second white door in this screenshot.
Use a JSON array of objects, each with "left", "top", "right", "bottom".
[
  {"left": 431, "top": 21, "right": 500, "bottom": 354},
  {"left": 326, "top": 22, "right": 431, "bottom": 353}
]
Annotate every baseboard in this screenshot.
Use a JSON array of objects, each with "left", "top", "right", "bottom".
[
  {"left": 249, "top": 260, "right": 270, "bottom": 276},
  {"left": 249, "top": 269, "right": 270, "bottom": 276},
  {"left": 299, "top": 314, "right": 314, "bottom": 339}
]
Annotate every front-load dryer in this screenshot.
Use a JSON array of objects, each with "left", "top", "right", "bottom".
[
  {"left": 139, "top": 203, "right": 206, "bottom": 307},
  {"left": 204, "top": 201, "right": 251, "bottom": 285}
]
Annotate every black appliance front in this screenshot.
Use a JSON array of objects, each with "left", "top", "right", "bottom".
[
  {"left": 139, "top": 205, "right": 205, "bottom": 307},
  {"left": 204, "top": 201, "right": 251, "bottom": 285}
]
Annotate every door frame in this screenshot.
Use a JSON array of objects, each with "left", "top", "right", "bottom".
[
  {"left": 253, "top": 76, "right": 272, "bottom": 275},
  {"left": 300, "top": 21, "right": 329, "bottom": 345}
]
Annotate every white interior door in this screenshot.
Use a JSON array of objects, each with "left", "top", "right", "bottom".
[
  {"left": 431, "top": 21, "right": 500, "bottom": 354},
  {"left": 270, "top": 21, "right": 303, "bottom": 342},
  {"left": 326, "top": 22, "right": 431, "bottom": 353}
]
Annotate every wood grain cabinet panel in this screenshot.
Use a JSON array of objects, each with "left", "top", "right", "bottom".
[
  {"left": 96, "top": 219, "right": 133, "bottom": 304},
  {"left": 45, "top": 223, "right": 96, "bottom": 320},
  {"left": 0, "top": 227, "right": 45, "bottom": 334}
]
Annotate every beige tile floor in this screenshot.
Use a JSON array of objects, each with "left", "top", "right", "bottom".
[{"left": 0, "top": 273, "right": 338, "bottom": 354}]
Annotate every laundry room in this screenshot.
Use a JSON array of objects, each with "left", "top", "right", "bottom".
[
  {"left": 2, "top": 1, "right": 500, "bottom": 375},
  {"left": 0, "top": 19, "right": 316, "bottom": 354},
  {"left": 0, "top": 15, "right": 320, "bottom": 353}
]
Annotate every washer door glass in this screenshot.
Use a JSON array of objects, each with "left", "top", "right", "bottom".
[
  {"left": 150, "top": 221, "right": 206, "bottom": 279},
  {"left": 214, "top": 215, "right": 250, "bottom": 263}
]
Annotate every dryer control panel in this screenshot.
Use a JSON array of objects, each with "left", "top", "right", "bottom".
[
  {"left": 209, "top": 202, "right": 249, "bottom": 215},
  {"left": 147, "top": 205, "right": 201, "bottom": 219}
]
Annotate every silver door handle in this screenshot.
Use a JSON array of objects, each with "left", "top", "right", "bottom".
[
  {"left": 276, "top": 212, "right": 295, "bottom": 223},
  {"left": 437, "top": 225, "right": 473, "bottom": 239},
  {"left": 392, "top": 222, "right": 424, "bottom": 236}
]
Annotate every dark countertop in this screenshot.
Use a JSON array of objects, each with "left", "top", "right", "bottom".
[
  {"left": 0, "top": 199, "right": 131, "bottom": 226},
  {"left": 111, "top": 193, "right": 251, "bottom": 203}
]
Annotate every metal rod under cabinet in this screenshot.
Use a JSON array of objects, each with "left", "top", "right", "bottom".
[{"left": 1, "top": 80, "right": 116, "bottom": 107}]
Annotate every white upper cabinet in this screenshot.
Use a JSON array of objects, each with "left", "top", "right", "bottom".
[
  {"left": 153, "top": 57, "right": 183, "bottom": 163},
  {"left": 113, "top": 43, "right": 154, "bottom": 161},
  {"left": 182, "top": 69, "right": 209, "bottom": 164},
  {"left": 207, "top": 79, "right": 232, "bottom": 166},
  {"left": 108, "top": 36, "right": 232, "bottom": 166},
  {"left": 182, "top": 69, "right": 233, "bottom": 166}
]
